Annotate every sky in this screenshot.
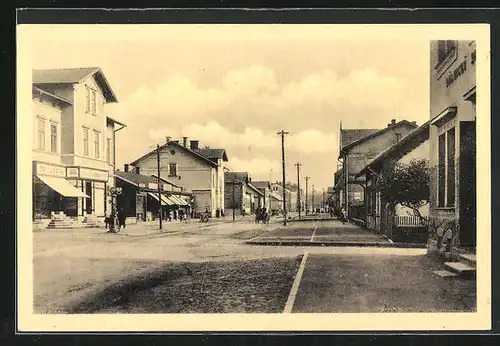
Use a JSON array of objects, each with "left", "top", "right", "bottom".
[{"left": 24, "top": 25, "right": 430, "bottom": 191}]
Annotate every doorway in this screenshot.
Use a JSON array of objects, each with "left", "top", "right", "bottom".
[
  {"left": 459, "top": 121, "right": 476, "bottom": 247},
  {"left": 85, "top": 181, "right": 93, "bottom": 214}
]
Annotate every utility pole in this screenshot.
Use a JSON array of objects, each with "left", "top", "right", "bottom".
[
  {"left": 277, "top": 130, "right": 289, "bottom": 226},
  {"left": 156, "top": 144, "right": 162, "bottom": 231},
  {"left": 295, "top": 163, "right": 301, "bottom": 220},
  {"left": 232, "top": 176, "right": 236, "bottom": 221},
  {"left": 305, "top": 176, "right": 310, "bottom": 215},
  {"left": 312, "top": 185, "right": 315, "bottom": 213},
  {"left": 322, "top": 188, "right": 325, "bottom": 212}
]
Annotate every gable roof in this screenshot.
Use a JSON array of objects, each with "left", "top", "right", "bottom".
[
  {"left": 32, "top": 86, "right": 72, "bottom": 105},
  {"left": 33, "top": 67, "right": 118, "bottom": 103},
  {"left": 340, "top": 120, "right": 418, "bottom": 156},
  {"left": 114, "top": 170, "right": 157, "bottom": 187},
  {"left": 195, "top": 148, "right": 228, "bottom": 162},
  {"left": 149, "top": 174, "right": 181, "bottom": 188},
  {"left": 225, "top": 172, "right": 248, "bottom": 183},
  {"left": 341, "top": 129, "right": 381, "bottom": 148},
  {"left": 357, "top": 120, "right": 430, "bottom": 177},
  {"left": 252, "top": 181, "right": 271, "bottom": 189},
  {"left": 246, "top": 182, "right": 264, "bottom": 196},
  {"left": 130, "top": 141, "right": 218, "bottom": 168}
]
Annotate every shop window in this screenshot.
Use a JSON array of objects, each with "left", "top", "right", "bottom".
[
  {"left": 94, "top": 130, "right": 100, "bottom": 158},
  {"left": 83, "top": 128, "right": 89, "bottom": 156},
  {"left": 437, "top": 127, "right": 456, "bottom": 208},
  {"left": 437, "top": 40, "right": 457, "bottom": 65},
  {"left": 50, "top": 123, "right": 57, "bottom": 153},
  {"left": 37, "top": 118, "right": 45, "bottom": 150},
  {"left": 169, "top": 163, "right": 178, "bottom": 177}
]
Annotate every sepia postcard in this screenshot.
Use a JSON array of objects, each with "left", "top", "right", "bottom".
[{"left": 16, "top": 22, "right": 491, "bottom": 332}]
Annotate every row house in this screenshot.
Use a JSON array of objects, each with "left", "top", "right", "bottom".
[
  {"left": 428, "top": 40, "right": 477, "bottom": 256},
  {"left": 357, "top": 121, "right": 430, "bottom": 243},
  {"left": 130, "top": 137, "right": 228, "bottom": 218},
  {"left": 32, "top": 67, "right": 125, "bottom": 229},
  {"left": 333, "top": 119, "right": 418, "bottom": 221}
]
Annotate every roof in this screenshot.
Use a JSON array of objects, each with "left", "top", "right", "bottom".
[
  {"left": 107, "top": 116, "right": 126, "bottom": 129},
  {"left": 246, "top": 182, "right": 264, "bottom": 196},
  {"left": 252, "top": 181, "right": 271, "bottom": 189},
  {"left": 149, "top": 174, "right": 181, "bottom": 188},
  {"left": 340, "top": 120, "right": 418, "bottom": 156},
  {"left": 341, "top": 129, "right": 381, "bottom": 148},
  {"left": 130, "top": 141, "right": 218, "bottom": 168},
  {"left": 327, "top": 187, "right": 335, "bottom": 194},
  {"left": 357, "top": 120, "right": 430, "bottom": 177},
  {"left": 225, "top": 172, "right": 248, "bottom": 183},
  {"left": 33, "top": 86, "right": 72, "bottom": 105},
  {"left": 114, "top": 171, "right": 157, "bottom": 187},
  {"left": 33, "top": 67, "right": 118, "bottom": 103},
  {"left": 194, "top": 148, "right": 228, "bottom": 162}
]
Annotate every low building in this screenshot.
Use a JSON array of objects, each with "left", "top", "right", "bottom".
[
  {"left": 357, "top": 121, "right": 430, "bottom": 243},
  {"left": 245, "top": 179, "right": 264, "bottom": 213},
  {"left": 32, "top": 67, "right": 125, "bottom": 229},
  {"left": 428, "top": 40, "right": 477, "bottom": 256},
  {"left": 333, "top": 119, "right": 418, "bottom": 221},
  {"left": 130, "top": 137, "right": 228, "bottom": 218},
  {"left": 251, "top": 181, "right": 272, "bottom": 210},
  {"left": 224, "top": 172, "right": 250, "bottom": 215}
]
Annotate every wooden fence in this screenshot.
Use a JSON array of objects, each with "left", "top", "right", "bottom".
[{"left": 395, "top": 215, "right": 427, "bottom": 227}]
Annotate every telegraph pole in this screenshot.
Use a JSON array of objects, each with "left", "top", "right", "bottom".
[
  {"left": 232, "top": 176, "right": 236, "bottom": 221},
  {"left": 295, "top": 163, "right": 301, "bottom": 220},
  {"left": 322, "top": 188, "right": 325, "bottom": 212},
  {"left": 277, "top": 130, "right": 289, "bottom": 226},
  {"left": 312, "top": 185, "right": 315, "bottom": 213},
  {"left": 305, "top": 176, "right": 310, "bottom": 215},
  {"left": 156, "top": 144, "right": 162, "bottom": 231}
]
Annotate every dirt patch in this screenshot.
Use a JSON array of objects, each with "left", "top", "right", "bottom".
[{"left": 66, "top": 256, "right": 302, "bottom": 314}]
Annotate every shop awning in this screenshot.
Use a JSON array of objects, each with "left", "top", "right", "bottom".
[
  {"left": 37, "top": 175, "right": 89, "bottom": 198},
  {"left": 170, "top": 195, "right": 189, "bottom": 206},
  {"left": 161, "top": 195, "right": 176, "bottom": 206}
]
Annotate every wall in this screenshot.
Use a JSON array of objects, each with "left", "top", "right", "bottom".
[
  {"left": 32, "top": 96, "right": 63, "bottom": 165},
  {"left": 397, "top": 140, "right": 430, "bottom": 165},
  {"left": 428, "top": 40, "right": 476, "bottom": 252},
  {"left": 224, "top": 182, "right": 244, "bottom": 210}
]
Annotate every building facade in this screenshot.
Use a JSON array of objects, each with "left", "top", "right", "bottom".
[
  {"left": 224, "top": 172, "right": 251, "bottom": 215},
  {"left": 32, "top": 67, "right": 125, "bottom": 228},
  {"left": 428, "top": 40, "right": 477, "bottom": 255},
  {"left": 130, "top": 138, "right": 227, "bottom": 218},
  {"left": 334, "top": 119, "right": 418, "bottom": 219}
]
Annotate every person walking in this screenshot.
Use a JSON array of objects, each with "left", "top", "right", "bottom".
[
  {"left": 117, "top": 208, "right": 126, "bottom": 231},
  {"left": 340, "top": 206, "right": 348, "bottom": 224}
]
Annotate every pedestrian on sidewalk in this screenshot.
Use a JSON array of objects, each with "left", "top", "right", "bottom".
[
  {"left": 117, "top": 208, "right": 126, "bottom": 231},
  {"left": 340, "top": 207, "right": 348, "bottom": 224}
]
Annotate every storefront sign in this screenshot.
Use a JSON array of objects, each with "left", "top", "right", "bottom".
[
  {"left": 139, "top": 183, "right": 147, "bottom": 188},
  {"left": 445, "top": 58, "right": 467, "bottom": 88},
  {"left": 94, "top": 182, "right": 105, "bottom": 189},
  {"left": 66, "top": 167, "right": 79, "bottom": 178},
  {"left": 79, "top": 167, "right": 108, "bottom": 181},
  {"left": 35, "top": 162, "right": 66, "bottom": 178}
]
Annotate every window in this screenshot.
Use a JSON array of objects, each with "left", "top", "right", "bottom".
[
  {"left": 437, "top": 127, "right": 456, "bottom": 208},
  {"left": 94, "top": 130, "right": 100, "bottom": 158},
  {"left": 37, "top": 118, "right": 45, "bottom": 150},
  {"left": 169, "top": 163, "right": 178, "bottom": 177},
  {"left": 106, "top": 138, "right": 111, "bottom": 164},
  {"left": 437, "top": 40, "right": 457, "bottom": 65},
  {"left": 91, "top": 90, "right": 97, "bottom": 115},
  {"left": 50, "top": 123, "right": 57, "bottom": 153},
  {"left": 83, "top": 128, "right": 89, "bottom": 156},
  {"left": 85, "top": 87, "right": 97, "bottom": 115},
  {"left": 85, "top": 87, "right": 91, "bottom": 113}
]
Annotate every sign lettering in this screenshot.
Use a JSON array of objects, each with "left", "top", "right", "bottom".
[
  {"left": 79, "top": 167, "right": 108, "bottom": 181},
  {"left": 36, "top": 162, "right": 66, "bottom": 178},
  {"left": 66, "top": 167, "right": 79, "bottom": 178}
]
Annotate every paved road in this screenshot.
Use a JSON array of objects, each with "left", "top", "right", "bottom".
[{"left": 33, "top": 216, "right": 473, "bottom": 314}]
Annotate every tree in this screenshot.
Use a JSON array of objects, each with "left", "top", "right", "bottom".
[{"left": 375, "top": 158, "right": 430, "bottom": 223}]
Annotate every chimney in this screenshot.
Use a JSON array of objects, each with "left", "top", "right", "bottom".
[
  {"left": 391, "top": 119, "right": 396, "bottom": 125},
  {"left": 412, "top": 121, "right": 417, "bottom": 125},
  {"left": 183, "top": 136, "right": 188, "bottom": 147},
  {"left": 190, "top": 140, "right": 199, "bottom": 150},
  {"left": 135, "top": 166, "right": 140, "bottom": 175},
  {"left": 124, "top": 164, "right": 129, "bottom": 172}
]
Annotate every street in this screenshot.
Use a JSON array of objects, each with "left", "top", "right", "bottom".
[{"left": 33, "top": 215, "right": 475, "bottom": 314}]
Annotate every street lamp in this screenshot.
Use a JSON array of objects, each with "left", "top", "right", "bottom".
[{"left": 108, "top": 186, "right": 122, "bottom": 233}]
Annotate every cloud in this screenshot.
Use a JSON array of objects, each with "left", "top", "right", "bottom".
[{"left": 226, "top": 157, "right": 281, "bottom": 177}]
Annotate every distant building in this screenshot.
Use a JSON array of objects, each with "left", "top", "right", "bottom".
[
  {"left": 130, "top": 137, "right": 228, "bottom": 218},
  {"left": 32, "top": 67, "right": 125, "bottom": 229},
  {"left": 333, "top": 119, "right": 418, "bottom": 220},
  {"left": 224, "top": 172, "right": 250, "bottom": 215},
  {"left": 251, "top": 181, "right": 272, "bottom": 210},
  {"left": 428, "top": 40, "right": 476, "bottom": 255}
]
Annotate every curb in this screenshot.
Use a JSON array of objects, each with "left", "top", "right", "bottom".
[{"left": 245, "top": 240, "right": 427, "bottom": 248}]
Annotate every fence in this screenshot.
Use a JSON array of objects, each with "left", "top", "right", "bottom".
[{"left": 395, "top": 215, "right": 428, "bottom": 227}]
